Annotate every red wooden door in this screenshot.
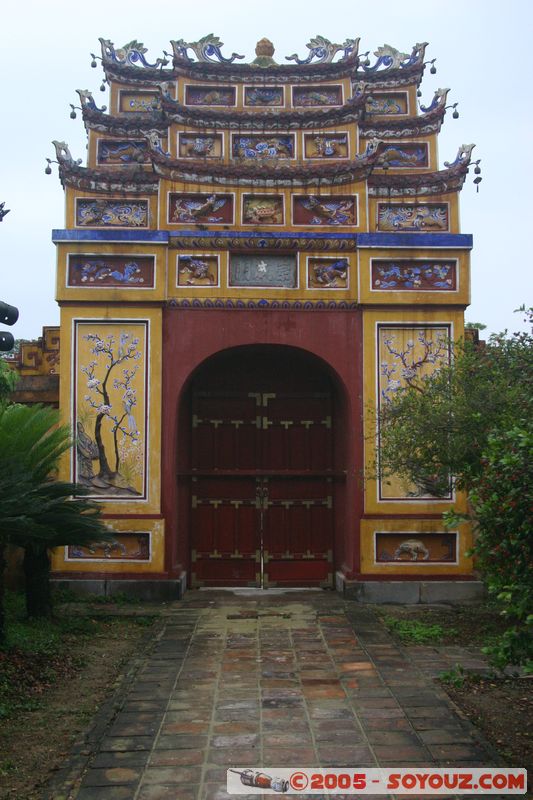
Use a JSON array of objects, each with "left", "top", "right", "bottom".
[{"left": 189, "top": 366, "right": 334, "bottom": 587}]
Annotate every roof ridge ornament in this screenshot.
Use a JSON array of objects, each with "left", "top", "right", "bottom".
[
  {"left": 99, "top": 38, "right": 168, "bottom": 68},
  {"left": 444, "top": 143, "right": 476, "bottom": 168},
  {"left": 419, "top": 88, "right": 449, "bottom": 114},
  {"left": 142, "top": 130, "right": 171, "bottom": 158},
  {"left": 170, "top": 35, "right": 245, "bottom": 64},
  {"left": 285, "top": 36, "right": 360, "bottom": 65},
  {"left": 51, "top": 141, "right": 82, "bottom": 166},
  {"left": 361, "top": 42, "right": 428, "bottom": 72},
  {"left": 76, "top": 89, "right": 107, "bottom": 114}
]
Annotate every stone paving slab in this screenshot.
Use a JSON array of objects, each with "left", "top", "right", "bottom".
[{"left": 44, "top": 591, "right": 506, "bottom": 800}]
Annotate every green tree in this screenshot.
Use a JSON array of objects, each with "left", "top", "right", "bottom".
[
  {"left": 0, "top": 404, "right": 110, "bottom": 639},
  {"left": 0, "top": 359, "right": 17, "bottom": 407},
  {"left": 377, "top": 310, "right": 533, "bottom": 669}
]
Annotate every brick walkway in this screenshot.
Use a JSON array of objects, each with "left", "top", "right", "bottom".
[{"left": 48, "top": 591, "right": 501, "bottom": 800}]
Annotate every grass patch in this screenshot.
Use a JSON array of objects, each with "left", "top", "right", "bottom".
[
  {"left": 0, "top": 591, "right": 156, "bottom": 721},
  {"left": 381, "top": 615, "right": 454, "bottom": 644}
]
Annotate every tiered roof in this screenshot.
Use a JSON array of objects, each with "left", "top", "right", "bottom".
[{"left": 51, "top": 35, "right": 477, "bottom": 197}]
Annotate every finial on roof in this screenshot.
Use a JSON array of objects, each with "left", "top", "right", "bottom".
[{"left": 252, "top": 38, "right": 277, "bottom": 67}]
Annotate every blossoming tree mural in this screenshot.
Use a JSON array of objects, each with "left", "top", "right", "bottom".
[
  {"left": 75, "top": 323, "right": 146, "bottom": 497},
  {"left": 378, "top": 325, "right": 451, "bottom": 499}
]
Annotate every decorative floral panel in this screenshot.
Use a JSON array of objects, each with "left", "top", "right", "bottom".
[
  {"left": 293, "top": 195, "right": 356, "bottom": 226},
  {"left": 185, "top": 85, "right": 236, "bottom": 106},
  {"left": 96, "top": 139, "right": 149, "bottom": 166},
  {"left": 76, "top": 199, "right": 149, "bottom": 228},
  {"left": 68, "top": 255, "right": 155, "bottom": 288},
  {"left": 307, "top": 257, "right": 349, "bottom": 289},
  {"left": 304, "top": 133, "right": 349, "bottom": 159},
  {"left": 377, "top": 203, "right": 449, "bottom": 232},
  {"left": 119, "top": 92, "right": 158, "bottom": 112},
  {"left": 378, "top": 143, "right": 429, "bottom": 168},
  {"left": 74, "top": 321, "right": 148, "bottom": 499},
  {"left": 244, "top": 86, "right": 284, "bottom": 107},
  {"left": 229, "top": 254, "right": 297, "bottom": 288},
  {"left": 178, "top": 133, "right": 223, "bottom": 158},
  {"left": 366, "top": 93, "right": 408, "bottom": 115},
  {"left": 292, "top": 85, "right": 343, "bottom": 107},
  {"left": 378, "top": 324, "right": 452, "bottom": 500},
  {"left": 242, "top": 195, "right": 284, "bottom": 225},
  {"left": 168, "top": 193, "right": 234, "bottom": 224},
  {"left": 177, "top": 255, "right": 219, "bottom": 287},
  {"left": 372, "top": 260, "right": 456, "bottom": 291},
  {"left": 375, "top": 532, "right": 457, "bottom": 563},
  {"left": 232, "top": 134, "right": 295, "bottom": 161},
  {"left": 67, "top": 532, "right": 151, "bottom": 561}
]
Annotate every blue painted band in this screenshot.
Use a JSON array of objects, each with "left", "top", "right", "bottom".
[
  {"left": 52, "top": 229, "right": 169, "bottom": 243},
  {"left": 52, "top": 229, "right": 473, "bottom": 248},
  {"left": 357, "top": 233, "right": 473, "bottom": 248}
]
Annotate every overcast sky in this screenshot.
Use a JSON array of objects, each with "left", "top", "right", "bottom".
[{"left": 1, "top": 0, "right": 532, "bottom": 339}]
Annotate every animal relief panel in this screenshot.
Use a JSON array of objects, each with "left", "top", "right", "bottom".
[
  {"left": 178, "top": 133, "right": 223, "bottom": 158},
  {"left": 242, "top": 195, "right": 284, "bottom": 225},
  {"left": 375, "top": 533, "right": 457, "bottom": 564},
  {"left": 293, "top": 195, "right": 356, "bottom": 226},
  {"left": 308, "top": 257, "right": 349, "bottom": 289},
  {"left": 68, "top": 255, "right": 155, "bottom": 288},
  {"left": 244, "top": 86, "right": 284, "bottom": 106},
  {"left": 119, "top": 92, "right": 159, "bottom": 112},
  {"left": 74, "top": 321, "right": 148, "bottom": 499},
  {"left": 377, "top": 203, "right": 449, "bottom": 232},
  {"left": 185, "top": 85, "right": 236, "bottom": 106},
  {"left": 304, "top": 133, "right": 349, "bottom": 159},
  {"left": 230, "top": 254, "right": 297, "bottom": 288},
  {"left": 76, "top": 199, "right": 149, "bottom": 228},
  {"left": 96, "top": 140, "right": 149, "bottom": 165},
  {"left": 177, "top": 255, "right": 219, "bottom": 286},
  {"left": 378, "top": 325, "right": 452, "bottom": 500},
  {"left": 168, "top": 193, "right": 234, "bottom": 224},
  {"left": 67, "top": 532, "right": 151, "bottom": 561},
  {"left": 292, "top": 85, "right": 343, "bottom": 107},
  {"left": 365, "top": 93, "right": 408, "bottom": 115}
]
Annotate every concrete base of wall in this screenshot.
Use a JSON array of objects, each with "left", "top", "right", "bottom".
[
  {"left": 51, "top": 575, "right": 186, "bottom": 602},
  {"left": 336, "top": 572, "right": 486, "bottom": 605}
]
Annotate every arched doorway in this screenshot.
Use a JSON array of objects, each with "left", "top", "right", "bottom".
[{"left": 185, "top": 345, "right": 346, "bottom": 588}]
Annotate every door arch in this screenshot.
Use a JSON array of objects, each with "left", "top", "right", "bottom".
[{"left": 184, "top": 345, "right": 347, "bottom": 588}]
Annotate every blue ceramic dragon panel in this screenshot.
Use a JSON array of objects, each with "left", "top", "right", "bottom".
[
  {"left": 68, "top": 255, "right": 155, "bottom": 288},
  {"left": 378, "top": 143, "right": 429, "bottom": 169},
  {"left": 232, "top": 134, "right": 295, "bottom": 160},
  {"left": 293, "top": 195, "right": 357, "bottom": 226},
  {"left": 372, "top": 260, "right": 457, "bottom": 291},
  {"left": 76, "top": 199, "right": 149, "bottom": 228},
  {"left": 377, "top": 203, "right": 449, "bottom": 232},
  {"left": 169, "top": 193, "right": 234, "bottom": 224}
]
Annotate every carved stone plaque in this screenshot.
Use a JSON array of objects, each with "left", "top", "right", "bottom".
[{"left": 229, "top": 254, "right": 297, "bottom": 288}]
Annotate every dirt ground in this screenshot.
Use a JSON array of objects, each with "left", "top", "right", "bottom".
[{"left": 0, "top": 615, "right": 156, "bottom": 800}]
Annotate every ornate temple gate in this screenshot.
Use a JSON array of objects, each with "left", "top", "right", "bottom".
[{"left": 189, "top": 354, "right": 335, "bottom": 587}]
